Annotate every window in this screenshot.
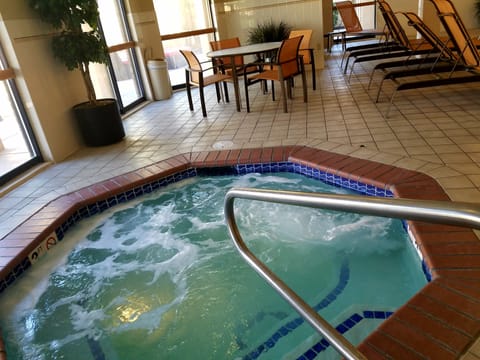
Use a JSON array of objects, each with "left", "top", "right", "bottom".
[
  {"left": 154, "top": 0, "right": 216, "bottom": 88},
  {"left": 97, "top": 0, "right": 146, "bottom": 113},
  {"left": 0, "top": 44, "right": 42, "bottom": 186}
]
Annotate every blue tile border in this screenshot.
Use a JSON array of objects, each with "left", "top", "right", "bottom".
[
  {"left": 242, "top": 258, "right": 350, "bottom": 360},
  {"left": 296, "top": 310, "right": 394, "bottom": 360},
  {"left": 0, "top": 162, "right": 398, "bottom": 296}
]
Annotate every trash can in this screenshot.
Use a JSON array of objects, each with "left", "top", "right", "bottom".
[{"left": 147, "top": 59, "right": 172, "bottom": 100}]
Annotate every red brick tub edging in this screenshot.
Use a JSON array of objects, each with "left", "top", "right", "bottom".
[{"left": 1, "top": 145, "right": 479, "bottom": 359}]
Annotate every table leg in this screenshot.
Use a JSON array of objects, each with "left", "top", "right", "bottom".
[{"left": 229, "top": 55, "right": 241, "bottom": 112}]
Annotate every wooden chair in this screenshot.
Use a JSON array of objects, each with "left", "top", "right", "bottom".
[
  {"left": 179, "top": 49, "right": 231, "bottom": 117},
  {"left": 243, "top": 36, "right": 307, "bottom": 113},
  {"left": 289, "top": 29, "right": 316, "bottom": 90}
]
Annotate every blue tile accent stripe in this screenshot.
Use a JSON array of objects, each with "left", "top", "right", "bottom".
[
  {"left": 296, "top": 311, "right": 394, "bottom": 360},
  {"left": 242, "top": 258, "right": 350, "bottom": 360}
]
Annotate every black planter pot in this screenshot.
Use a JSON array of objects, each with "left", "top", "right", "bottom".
[{"left": 73, "top": 98, "right": 125, "bottom": 147}]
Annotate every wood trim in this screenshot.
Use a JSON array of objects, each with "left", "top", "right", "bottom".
[
  {"left": 217, "top": 0, "right": 317, "bottom": 14},
  {"left": 333, "top": 1, "right": 376, "bottom": 10},
  {"left": 108, "top": 41, "right": 136, "bottom": 53},
  {"left": 160, "top": 28, "right": 215, "bottom": 41},
  {"left": 0, "top": 68, "right": 15, "bottom": 81}
]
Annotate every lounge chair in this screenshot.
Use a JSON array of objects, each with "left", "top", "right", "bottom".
[
  {"left": 335, "top": 0, "right": 386, "bottom": 50},
  {"left": 366, "top": 1, "right": 451, "bottom": 85},
  {"left": 366, "top": 1, "right": 463, "bottom": 88},
  {"left": 376, "top": 1, "right": 480, "bottom": 116},
  {"left": 345, "top": 0, "right": 440, "bottom": 79},
  {"left": 374, "top": 11, "right": 463, "bottom": 105},
  {"left": 335, "top": 1, "right": 402, "bottom": 71},
  {"left": 429, "top": 0, "right": 480, "bottom": 69}
]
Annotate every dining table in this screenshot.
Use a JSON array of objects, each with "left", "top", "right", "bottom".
[{"left": 206, "top": 41, "right": 282, "bottom": 112}]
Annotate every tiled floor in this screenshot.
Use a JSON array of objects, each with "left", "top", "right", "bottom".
[{"left": 2, "top": 47, "right": 480, "bottom": 358}]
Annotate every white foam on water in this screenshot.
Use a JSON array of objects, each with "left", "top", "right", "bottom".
[
  {"left": 230, "top": 172, "right": 352, "bottom": 195},
  {"left": 230, "top": 173, "right": 303, "bottom": 190},
  {"left": 236, "top": 198, "right": 404, "bottom": 256},
  {"left": 0, "top": 186, "right": 204, "bottom": 356},
  {"left": 70, "top": 304, "right": 106, "bottom": 333},
  {"left": 189, "top": 216, "right": 225, "bottom": 231}
]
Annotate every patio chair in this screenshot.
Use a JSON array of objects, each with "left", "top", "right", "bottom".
[
  {"left": 289, "top": 29, "right": 316, "bottom": 90},
  {"left": 243, "top": 36, "right": 307, "bottom": 113},
  {"left": 179, "top": 49, "right": 232, "bottom": 117},
  {"left": 209, "top": 37, "right": 261, "bottom": 77}
]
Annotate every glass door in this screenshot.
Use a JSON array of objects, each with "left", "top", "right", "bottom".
[
  {"left": 0, "top": 44, "right": 42, "bottom": 187},
  {"left": 97, "top": 0, "right": 146, "bottom": 113},
  {"left": 154, "top": 0, "right": 216, "bottom": 88}
]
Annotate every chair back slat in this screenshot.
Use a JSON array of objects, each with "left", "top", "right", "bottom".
[
  {"left": 402, "top": 11, "right": 457, "bottom": 61},
  {"left": 209, "top": 38, "right": 243, "bottom": 67},
  {"left": 377, "top": 0, "right": 410, "bottom": 48},
  {"left": 179, "top": 50, "right": 202, "bottom": 84},
  {"left": 429, "top": 0, "right": 480, "bottom": 67},
  {"left": 277, "top": 35, "right": 303, "bottom": 79},
  {"left": 289, "top": 30, "right": 313, "bottom": 64},
  {"left": 335, "top": 1, "right": 363, "bottom": 33}
]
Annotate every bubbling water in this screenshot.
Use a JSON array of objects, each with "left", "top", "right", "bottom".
[{"left": 0, "top": 173, "right": 426, "bottom": 359}]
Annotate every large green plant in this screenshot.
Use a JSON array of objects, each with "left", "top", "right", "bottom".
[
  {"left": 247, "top": 20, "right": 292, "bottom": 44},
  {"left": 28, "top": 0, "right": 109, "bottom": 105}
]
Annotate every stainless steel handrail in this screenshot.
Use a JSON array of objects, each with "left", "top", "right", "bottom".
[{"left": 224, "top": 187, "right": 480, "bottom": 360}]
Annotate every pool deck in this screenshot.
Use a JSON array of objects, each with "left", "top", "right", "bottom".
[{"left": 2, "top": 47, "right": 480, "bottom": 358}]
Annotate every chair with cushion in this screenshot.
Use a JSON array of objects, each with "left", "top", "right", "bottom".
[
  {"left": 289, "top": 29, "right": 316, "bottom": 90},
  {"left": 179, "top": 49, "right": 231, "bottom": 117},
  {"left": 243, "top": 36, "right": 307, "bottom": 113}
]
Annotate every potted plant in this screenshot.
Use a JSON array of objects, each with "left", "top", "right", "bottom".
[
  {"left": 247, "top": 19, "right": 292, "bottom": 44},
  {"left": 28, "top": 0, "right": 125, "bottom": 147}
]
